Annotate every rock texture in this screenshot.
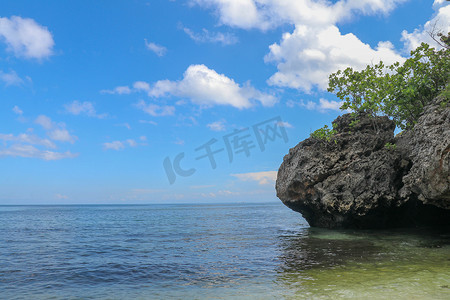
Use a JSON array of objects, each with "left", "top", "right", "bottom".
[{"left": 276, "top": 97, "right": 450, "bottom": 229}]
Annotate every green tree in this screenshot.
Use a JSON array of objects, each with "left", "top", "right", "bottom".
[{"left": 327, "top": 33, "right": 450, "bottom": 130}]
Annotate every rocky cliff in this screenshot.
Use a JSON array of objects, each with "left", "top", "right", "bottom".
[{"left": 276, "top": 97, "right": 450, "bottom": 229}]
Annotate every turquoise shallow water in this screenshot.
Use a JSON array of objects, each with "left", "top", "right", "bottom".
[{"left": 0, "top": 203, "right": 449, "bottom": 299}]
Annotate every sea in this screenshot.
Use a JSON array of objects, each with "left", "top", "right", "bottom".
[{"left": 0, "top": 202, "right": 449, "bottom": 299}]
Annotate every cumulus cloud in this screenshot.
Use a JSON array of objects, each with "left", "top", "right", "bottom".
[
  {"left": 193, "top": 0, "right": 410, "bottom": 92},
  {"left": 265, "top": 25, "right": 404, "bottom": 91},
  {"left": 102, "top": 65, "right": 276, "bottom": 109},
  {"left": 64, "top": 100, "right": 107, "bottom": 118},
  {"left": 231, "top": 171, "right": 277, "bottom": 185},
  {"left": 183, "top": 27, "right": 238, "bottom": 45},
  {"left": 145, "top": 39, "right": 167, "bottom": 56},
  {"left": 151, "top": 64, "right": 276, "bottom": 109},
  {"left": 192, "top": 0, "right": 407, "bottom": 30},
  {"left": 0, "top": 16, "right": 54, "bottom": 59},
  {"left": 35, "top": 115, "right": 77, "bottom": 143},
  {"left": 0, "top": 70, "right": 23, "bottom": 86},
  {"left": 401, "top": 1, "right": 450, "bottom": 52},
  {"left": 207, "top": 120, "right": 226, "bottom": 131}
]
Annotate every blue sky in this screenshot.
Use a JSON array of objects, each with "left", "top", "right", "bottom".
[{"left": 0, "top": 0, "right": 449, "bottom": 204}]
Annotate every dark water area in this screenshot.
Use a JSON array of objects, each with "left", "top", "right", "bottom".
[{"left": 0, "top": 203, "right": 449, "bottom": 299}]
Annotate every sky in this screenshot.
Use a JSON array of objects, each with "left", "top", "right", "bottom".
[{"left": 0, "top": 0, "right": 449, "bottom": 204}]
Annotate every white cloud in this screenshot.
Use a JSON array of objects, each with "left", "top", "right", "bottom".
[
  {"left": 401, "top": 1, "right": 450, "bottom": 52},
  {"left": 133, "top": 81, "right": 151, "bottom": 91},
  {"left": 35, "top": 115, "right": 77, "bottom": 143},
  {"left": 100, "top": 86, "right": 132, "bottom": 95},
  {"left": 192, "top": 0, "right": 407, "bottom": 31},
  {"left": 117, "top": 123, "right": 131, "bottom": 130},
  {"left": 232, "top": 171, "right": 277, "bottom": 185},
  {"left": 0, "top": 70, "right": 23, "bottom": 86},
  {"left": 288, "top": 98, "right": 344, "bottom": 113},
  {"left": 35, "top": 115, "right": 53, "bottom": 130},
  {"left": 139, "top": 120, "right": 158, "bottom": 125},
  {"left": 126, "top": 139, "right": 137, "bottom": 147},
  {"left": 105, "top": 65, "right": 276, "bottom": 109},
  {"left": 0, "top": 16, "right": 54, "bottom": 59},
  {"left": 103, "top": 141, "right": 125, "bottom": 151},
  {"left": 193, "top": 0, "right": 407, "bottom": 91},
  {"left": 47, "top": 128, "right": 76, "bottom": 143},
  {"left": 183, "top": 27, "right": 238, "bottom": 45},
  {"left": 265, "top": 25, "right": 404, "bottom": 91},
  {"left": 316, "top": 99, "right": 343, "bottom": 111},
  {"left": 192, "top": 0, "right": 269, "bottom": 30},
  {"left": 103, "top": 137, "right": 145, "bottom": 151},
  {"left": 147, "top": 80, "right": 177, "bottom": 97},
  {"left": 277, "top": 121, "right": 293, "bottom": 128},
  {"left": 1, "top": 115, "right": 78, "bottom": 161},
  {"left": 12, "top": 105, "right": 23, "bottom": 115},
  {"left": 149, "top": 64, "right": 277, "bottom": 109},
  {"left": 64, "top": 100, "right": 107, "bottom": 118},
  {"left": 0, "top": 144, "right": 77, "bottom": 160},
  {"left": 55, "top": 194, "right": 68, "bottom": 200},
  {"left": 0, "top": 133, "right": 56, "bottom": 148},
  {"left": 207, "top": 120, "right": 226, "bottom": 131},
  {"left": 135, "top": 100, "right": 175, "bottom": 116},
  {"left": 145, "top": 39, "right": 167, "bottom": 56}
]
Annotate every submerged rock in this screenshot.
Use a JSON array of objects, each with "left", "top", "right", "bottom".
[{"left": 276, "top": 98, "right": 450, "bottom": 229}]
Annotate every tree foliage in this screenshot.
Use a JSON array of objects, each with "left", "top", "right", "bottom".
[{"left": 327, "top": 32, "right": 450, "bottom": 130}]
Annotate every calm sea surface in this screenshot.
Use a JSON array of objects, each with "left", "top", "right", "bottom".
[{"left": 0, "top": 203, "right": 449, "bottom": 299}]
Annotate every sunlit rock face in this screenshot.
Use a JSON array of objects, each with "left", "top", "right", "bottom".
[{"left": 276, "top": 97, "right": 450, "bottom": 229}]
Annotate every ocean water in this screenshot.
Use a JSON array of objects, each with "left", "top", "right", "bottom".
[{"left": 0, "top": 203, "right": 449, "bottom": 299}]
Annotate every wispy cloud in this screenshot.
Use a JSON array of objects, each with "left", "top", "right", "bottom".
[
  {"left": 100, "top": 86, "right": 132, "bottom": 95},
  {"left": 287, "top": 98, "right": 343, "bottom": 113},
  {"left": 135, "top": 100, "right": 175, "bottom": 117},
  {"left": 139, "top": 120, "right": 158, "bottom": 125},
  {"left": 145, "top": 39, "right": 167, "bottom": 56},
  {"left": 103, "top": 137, "right": 144, "bottom": 151},
  {"left": 207, "top": 120, "right": 226, "bottom": 131},
  {"left": 35, "top": 115, "right": 77, "bottom": 143},
  {"left": 277, "top": 121, "right": 293, "bottom": 128},
  {"left": 0, "top": 144, "right": 77, "bottom": 160},
  {"left": 12, "top": 105, "right": 23, "bottom": 115},
  {"left": 0, "top": 70, "right": 23, "bottom": 86},
  {"left": 183, "top": 27, "right": 238, "bottom": 45},
  {"left": 231, "top": 171, "right": 277, "bottom": 185},
  {"left": 65, "top": 100, "right": 107, "bottom": 119}
]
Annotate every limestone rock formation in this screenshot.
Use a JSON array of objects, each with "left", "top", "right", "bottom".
[{"left": 276, "top": 98, "right": 450, "bottom": 229}]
